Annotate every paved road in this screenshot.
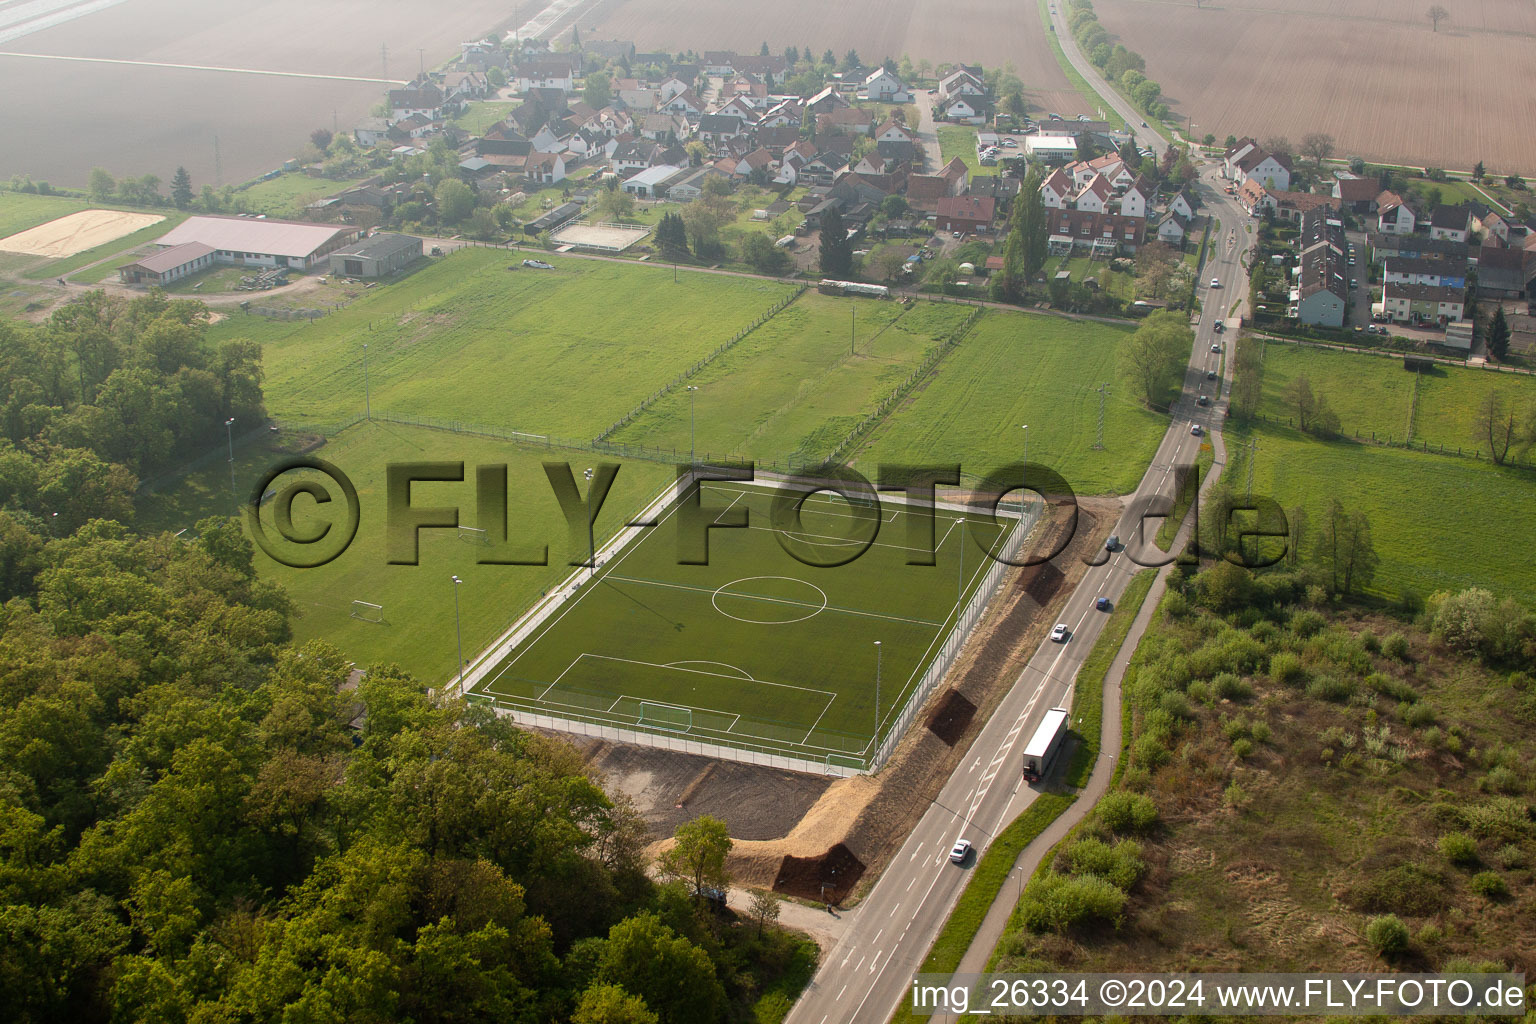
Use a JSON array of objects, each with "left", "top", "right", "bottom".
[
  {"left": 784, "top": 20, "right": 1254, "bottom": 1012},
  {"left": 912, "top": 90, "right": 943, "bottom": 170},
  {"left": 1046, "top": 3, "right": 1171, "bottom": 159}
]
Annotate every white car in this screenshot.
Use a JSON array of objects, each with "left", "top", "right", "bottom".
[
  {"left": 1209, "top": 277, "right": 1221, "bottom": 288},
  {"left": 1211, "top": 343, "right": 1222, "bottom": 352},
  {"left": 522, "top": 259, "right": 554, "bottom": 270},
  {"left": 1191, "top": 423, "right": 1204, "bottom": 436},
  {"left": 1050, "top": 623, "right": 1069, "bottom": 643},
  {"left": 949, "top": 839, "right": 972, "bottom": 864}
]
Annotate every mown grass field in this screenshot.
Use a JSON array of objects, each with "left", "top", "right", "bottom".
[
  {"left": 137, "top": 421, "right": 672, "bottom": 681},
  {"left": 1225, "top": 422, "right": 1536, "bottom": 605},
  {"left": 452, "top": 101, "right": 519, "bottom": 135},
  {"left": 936, "top": 125, "right": 995, "bottom": 177},
  {"left": 234, "top": 173, "right": 375, "bottom": 218},
  {"left": 855, "top": 311, "right": 1172, "bottom": 495},
  {"left": 608, "top": 295, "right": 973, "bottom": 463},
  {"left": 1255, "top": 341, "right": 1536, "bottom": 456},
  {"left": 0, "top": 193, "right": 88, "bottom": 238},
  {"left": 209, "top": 248, "right": 797, "bottom": 438},
  {"left": 473, "top": 480, "right": 1015, "bottom": 764}
]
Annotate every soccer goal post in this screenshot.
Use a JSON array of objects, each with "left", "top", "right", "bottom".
[
  {"left": 458, "top": 525, "right": 491, "bottom": 545},
  {"left": 350, "top": 600, "right": 385, "bottom": 623},
  {"left": 637, "top": 701, "right": 692, "bottom": 732}
]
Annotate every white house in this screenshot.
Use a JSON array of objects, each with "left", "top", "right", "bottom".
[
  {"left": 660, "top": 88, "right": 703, "bottom": 117},
  {"left": 1074, "top": 175, "right": 1111, "bottom": 214},
  {"left": 1155, "top": 211, "right": 1189, "bottom": 245},
  {"left": 523, "top": 151, "right": 567, "bottom": 184},
  {"left": 861, "top": 67, "right": 912, "bottom": 103},
  {"left": 874, "top": 119, "right": 916, "bottom": 146},
  {"left": 1118, "top": 177, "right": 1153, "bottom": 219},
  {"left": 1234, "top": 149, "right": 1292, "bottom": 190},
  {"left": 939, "top": 96, "right": 985, "bottom": 124},
  {"left": 657, "top": 77, "right": 691, "bottom": 104},
  {"left": 1169, "top": 190, "right": 1196, "bottom": 220},
  {"left": 1040, "top": 167, "right": 1072, "bottom": 209},
  {"left": 512, "top": 62, "right": 574, "bottom": 93},
  {"left": 1223, "top": 137, "right": 1259, "bottom": 179},
  {"left": 1377, "top": 192, "right": 1417, "bottom": 234},
  {"left": 1428, "top": 205, "right": 1470, "bottom": 243},
  {"left": 938, "top": 67, "right": 985, "bottom": 99}
]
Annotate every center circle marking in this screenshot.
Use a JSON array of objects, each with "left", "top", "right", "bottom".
[{"left": 711, "top": 575, "right": 829, "bottom": 624}]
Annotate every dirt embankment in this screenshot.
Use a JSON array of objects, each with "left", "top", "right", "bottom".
[{"left": 623, "top": 496, "right": 1121, "bottom": 904}]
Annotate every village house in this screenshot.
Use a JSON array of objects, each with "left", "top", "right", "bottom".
[
  {"left": 1428, "top": 204, "right": 1472, "bottom": 243},
  {"left": 1384, "top": 256, "right": 1468, "bottom": 290},
  {"left": 512, "top": 60, "right": 576, "bottom": 93},
  {"left": 935, "top": 195, "right": 996, "bottom": 235},
  {"left": 1293, "top": 209, "right": 1348, "bottom": 328},
  {"left": 861, "top": 67, "right": 912, "bottom": 103},
  {"left": 1376, "top": 192, "right": 1417, "bottom": 234},
  {"left": 1046, "top": 208, "right": 1146, "bottom": 256},
  {"left": 1381, "top": 282, "right": 1466, "bottom": 326}
]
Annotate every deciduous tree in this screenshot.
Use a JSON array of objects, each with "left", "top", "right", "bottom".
[
  {"left": 1123, "top": 311, "right": 1192, "bottom": 408},
  {"left": 1427, "top": 5, "right": 1449, "bottom": 31}
]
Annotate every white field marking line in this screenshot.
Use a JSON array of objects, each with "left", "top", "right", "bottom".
[
  {"left": 879, "top": 511, "right": 1018, "bottom": 729},
  {"left": 578, "top": 652, "right": 840, "bottom": 697},
  {"left": 798, "top": 689, "right": 839, "bottom": 746},
  {"left": 479, "top": 483, "right": 693, "bottom": 693},
  {"left": 604, "top": 574, "right": 946, "bottom": 628},
  {"left": 0, "top": 49, "right": 407, "bottom": 83},
  {"left": 711, "top": 488, "right": 746, "bottom": 525},
  {"left": 664, "top": 659, "right": 753, "bottom": 679}
]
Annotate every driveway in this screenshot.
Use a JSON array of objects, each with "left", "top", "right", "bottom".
[{"left": 911, "top": 90, "right": 943, "bottom": 170}]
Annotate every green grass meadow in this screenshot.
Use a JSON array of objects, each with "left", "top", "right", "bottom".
[
  {"left": 856, "top": 311, "right": 1172, "bottom": 495},
  {"left": 1225, "top": 422, "right": 1536, "bottom": 605},
  {"left": 137, "top": 421, "right": 673, "bottom": 681},
  {"left": 609, "top": 294, "right": 974, "bottom": 463},
  {"left": 474, "top": 481, "right": 1018, "bottom": 763},
  {"left": 234, "top": 173, "right": 375, "bottom": 218},
  {"left": 936, "top": 125, "right": 996, "bottom": 177},
  {"left": 210, "top": 248, "right": 797, "bottom": 437},
  {"left": 0, "top": 193, "right": 89, "bottom": 238},
  {"left": 452, "top": 101, "right": 519, "bottom": 135},
  {"left": 1256, "top": 341, "right": 1536, "bottom": 454},
  {"left": 45, "top": 213, "right": 189, "bottom": 283}
]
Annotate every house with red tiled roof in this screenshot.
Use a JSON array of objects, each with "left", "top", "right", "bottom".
[{"left": 935, "top": 195, "right": 996, "bottom": 234}]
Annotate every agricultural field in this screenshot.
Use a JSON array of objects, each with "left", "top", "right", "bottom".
[
  {"left": 1255, "top": 341, "right": 1536, "bottom": 455},
  {"left": 1092, "top": 0, "right": 1536, "bottom": 174},
  {"left": 1225, "top": 422, "right": 1536, "bottom": 606},
  {"left": 855, "top": 310, "right": 1171, "bottom": 495},
  {"left": 137, "top": 421, "right": 673, "bottom": 682},
  {"left": 471, "top": 478, "right": 1021, "bottom": 765},
  {"left": 211, "top": 247, "right": 797, "bottom": 438},
  {"left": 0, "top": 0, "right": 536, "bottom": 187},
  {"left": 609, "top": 295, "right": 974, "bottom": 463},
  {"left": 591, "top": 0, "right": 1087, "bottom": 115}
]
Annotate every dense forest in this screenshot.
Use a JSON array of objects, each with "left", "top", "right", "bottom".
[{"left": 0, "top": 292, "right": 812, "bottom": 1023}]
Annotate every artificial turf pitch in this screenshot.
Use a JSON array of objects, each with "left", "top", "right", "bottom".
[{"left": 471, "top": 480, "right": 1023, "bottom": 765}]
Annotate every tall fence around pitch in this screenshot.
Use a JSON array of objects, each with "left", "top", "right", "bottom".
[{"left": 864, "top": 499, "right": 1035, "bottom": 774}]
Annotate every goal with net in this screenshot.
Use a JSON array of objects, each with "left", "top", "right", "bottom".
[
  {"left": 458, "top": 525, "right": 491, "bottom": 545},
  {"left": 350, "top": 600, "right": 385, "bottom": 623},
  {"left": 637, "top": 701, "right": 692, "bottom": 732}
]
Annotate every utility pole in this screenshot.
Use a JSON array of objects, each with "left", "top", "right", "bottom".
[
  {"left": 956, "top": 518, "right": 965, "bottom": 608},
  {"left": 362, "top": 343, "right": 371, "bottom": 420},
  {"left": 1093, "top": 382, "right": 1109, "bottom": 450},
  {"left": 381, "top": 43, "right": 388, "bottom": 81},
  {"left": 224, "top": 417, "right": 236, "bottom": 495},
  {"left": 687, "top": 386, "right": 699, "bottom": 464},
  {"left": 213, "top": 134, "right": 222, "bottom": 187},
  {"left": 1020, "top": 423, "right": 1029, "bottom": 518},
  {"left": 417, "top": 48, "right": 425, "bottom": 77},
  {"left": 583, "top": 467, "right": 596, "bottom": 578},
  {"left": 851, "top": 304, "right": 856, "bottom": 355},
  {"left": 451, "top": 576, "right": 464, "bottom": 685}
]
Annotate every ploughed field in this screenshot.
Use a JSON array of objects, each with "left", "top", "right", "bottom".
[{"left": 1093, "top": 0, "right": 1536, "bottom": 174}]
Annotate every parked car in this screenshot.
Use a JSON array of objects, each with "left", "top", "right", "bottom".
[
  {"left": 1002, "top": 138, "right": 1017, "bottom": 148},
  {"left": 522, "top": 259, "right": 554, "bottom": 269},
  {"left": 1050, "top": 623, "right": 1070, "bottom": 643},
  {"left": 949, "top": 839, "right": 972, "bottom": 864}
]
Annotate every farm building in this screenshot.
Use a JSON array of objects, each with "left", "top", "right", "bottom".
[
  {"left": 524, "top": 203, "right": 583, "bottom": 235},
  {"left": 117, "top": 241, "right": 216, "bottom": 286},
  {"left": 153, "top": 216, "right": 360, "bottom": 270},
  {"left": 327, "top": 233, "right": 423, "bottom": 279}
]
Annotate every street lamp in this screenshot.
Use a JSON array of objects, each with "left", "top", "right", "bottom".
[
  {"left": 1020, "top": 423, "right": 1029, "bottom": 518},
  {"left": 686, "top": 385, "right": 699, "bottom": 464},
  {"left": 873, "top": 640, "right": 882, "bottom": 747},
  {"left": 451, "top": 575, "right": 464, "bottom": 686},
  {"left": 583, "top": 467, "right": 596, "bottom": 578},
  {"left": 224, "top": 417, "right": 236, "bottom": 494},
  {"left": 362, "top": 343, "right": 371, "bottom": 420}
]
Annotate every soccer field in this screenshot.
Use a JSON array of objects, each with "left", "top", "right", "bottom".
[{"left": 469, "top": 478, "right": 1028, "bottom": 770}]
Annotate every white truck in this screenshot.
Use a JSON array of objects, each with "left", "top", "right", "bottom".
[{"left": 1022, "top": 707, "right": 1070, "bottom": 783}]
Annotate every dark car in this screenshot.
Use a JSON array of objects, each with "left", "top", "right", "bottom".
[{"left": 1095, "top": 597, "right": 1112, "bottom": 611}]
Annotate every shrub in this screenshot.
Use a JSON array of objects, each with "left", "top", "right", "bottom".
[
  {"left": 1162, "top": 591, "right": 1189, "bottom": 619},
  {"left": 1481, "top": 765, "right": 1522, "bottom": 794},
  {"left": 1402, "top": 702, "right": 1435, "bottom": 728},
  {"left": 1058, "top": 838, "right": 1146, "bottom": 890},
  {"left": 1290, "top": 609, "right": 1327, "bottom": 637},
  {"left": 1438, "top": 832, "right": 1478, "bottom": 865},
  {"left": 1097, "top": 792, "right": 1160, "bottom": 834},
  {"left": 1158, "top": 690, "right": 1193, "bottom": 720},
  {"left": 1367, "top": 672, "right": 1417, "bottom": 703},
  {"left": 1250, "top": 720, "right": 1272, "bottom": 744},
  {"left": 1365, "top": 914, "right": 1411, "bottom": 957},
  {"left": 1495, "top": 844, "right": 1525, "bottom": 870},
  {"left": 1306, "top": 674, "right": 1356, "bottom": 703},
  {"left": 1211, "top": 672, "right": 1253, "bottom": 701},
  {"left": 1224, "top": 782, "right": 1251, "bottom": 808},
  {"left": 1131, "top": 732, "right": 1170, "bottom": 769},
  {"left": 1269, "top": 651, "right": 1307, "bottom": 686},
  {"left": 1382, "top": 632, "right": 1411, "bottom": 661},
  {"left": 1018, "top": 872, "right": 1128, "bottom": 933},
  {"left": 1358, "top": 628, "right": 1380, "bottom": 653},
  {"left": 1186, "top": 680, "right": 1211, "bottom": 705},
  {"left": 1231, "top": 737, "right": 1254, "bottom": 760},
  {"left": 1469, "top": 871, "right": 1508, "bottom": 899},
  {"left": 1463, "top": 797, "right": 1536, "bottom": 841},
  {"left": 1345, "top": 863, "right": 1447, "bottom": 915}
]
